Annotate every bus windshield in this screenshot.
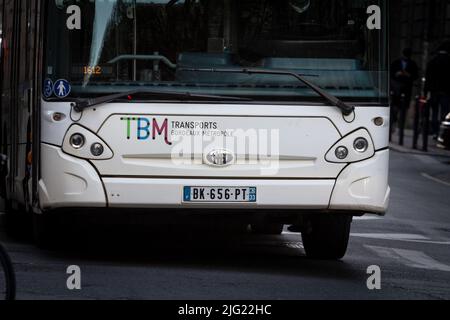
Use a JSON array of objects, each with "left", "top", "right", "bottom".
[{"left": 44, "top": 0, "right": 388, "bottom": 103}]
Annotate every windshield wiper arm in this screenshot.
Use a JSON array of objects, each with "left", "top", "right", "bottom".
[
  {"left": 71, "top": 89, "right": 252, "bottom": 113},
  {"left": 179, "top": 68, "right": 355, "bottom": 116}
]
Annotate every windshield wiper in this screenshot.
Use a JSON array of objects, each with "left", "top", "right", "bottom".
[
  {"left": 71, "top": 89, "right": 252, "bottom": 113},
  {"left": 179, "top": 68, "right": 355, "bottom": 116}
]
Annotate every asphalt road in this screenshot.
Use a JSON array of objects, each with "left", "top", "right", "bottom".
[{"left": 1, "top": 150, "right": 450, "bottom": 300}]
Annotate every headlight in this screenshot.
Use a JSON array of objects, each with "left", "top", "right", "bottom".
[
  {"left": 335, "top": 146, "right": 349, "bottom": 160},
  {"left": 63, "top": 125, "right": 113, "bottom": 160},
  {"left": 70, "top": 134, "right": 85, "bottom": 149},
  {"left": 326, "top": 128, "right": 375, "bottom": 163},
  {"left": 354, "top": 137, "right": 369, "bottom": 153},
  {"left": 446, "top": 113, "right": 450, "bottom": 121},
  {"left": 91, "top": 143, "right": 105, "bottom": 157}
]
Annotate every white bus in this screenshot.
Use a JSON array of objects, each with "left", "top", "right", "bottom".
[{"left": 1, "top": 0, "right": 389, "bottom": 259}]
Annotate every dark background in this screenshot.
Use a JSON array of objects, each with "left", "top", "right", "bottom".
[{"left": 390, "top": 0, "right": 450, "bottom": 96}]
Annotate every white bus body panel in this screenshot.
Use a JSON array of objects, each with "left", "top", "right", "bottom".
[
  {"left": 39, "top": 101, "right": 390, "bottom": 214},
  {"left": 39, "top": 144, "right": 106, "bottom": 209},
  {"left": 94, "top": 115, "right": 343, "bottom": 179},
  {"left": 330, "top": 150, "right": 390, "bottom": 214},
  {"left": 103, "top": 178, "right": 335, "bottom": 209}
]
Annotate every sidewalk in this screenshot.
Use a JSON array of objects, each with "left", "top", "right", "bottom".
[{"left": 390, "top": 129, "right": 450, "bottom": 158}]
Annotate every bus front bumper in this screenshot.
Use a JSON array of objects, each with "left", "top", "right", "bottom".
[{"left": 38, "top": 144, "right": 390, "bottom": 215}]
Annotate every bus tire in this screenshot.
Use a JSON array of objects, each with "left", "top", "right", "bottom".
[
  {"left": 302, "top": 214, "right": 352, "bottom": 260},
  {"left": 32, "top": 213, "right": 55, "bottom": 249},
  {"left": 4, "top": 201, "right": 32, "bottom": 240},
  {"left": 251, "top": 223, "right": 284, "bottom": 235}
]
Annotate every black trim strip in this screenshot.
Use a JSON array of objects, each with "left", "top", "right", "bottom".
[
  {"left": 376, "top": 147, "right": 390, "bottom": 152},
  {"left": 327, "top": 163, "right": 351, "bottom": 207},
  {"left": 101, "top": 175, "right": 337, "bottom": 181},
  {"left": 44, "top": 96, "right": 390, "bottom": 106},
  {"left": 41, "top": 142, "right": 62, "bottom": 148},
  {"left": 88, "top": 159, "right": 110, "bottom": 208}
]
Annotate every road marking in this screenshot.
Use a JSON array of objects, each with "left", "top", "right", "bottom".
[
  {"left": 285, "top": 242, "right": 304, "bottom": 249},
  {"left": 283, "top": 231, "right": 300, "bottom": 236},
  {"left": 352, "top": 233, "right": 450, "bottom": 245},
  {"left": 366, "top": 245, "right": 450, "bottom": 272},
  {"left": 421, "top": 173, "right": 450, "bottom": 187},
  {"left": 352, "top": 233, "right": 428, "bottom": 240},
  {"left": 354, "top": 215, "right": 383, "bottom": 221},
  {"left": 284, "top": 232, "right": 450, "bottom": 246},
  {"left": 284, "top": 231, "right": 450, "bottom": 245}
]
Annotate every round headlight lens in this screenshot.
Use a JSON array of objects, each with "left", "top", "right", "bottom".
[
  {"left": 445, "top": 113, "right": 450, "bottom": 121},
  {"left": 335, "top": 146, "right": 349, "bottom": 160},
  {"left": 91, "top": 143, "right": 104, "bottom": 157},
  {"left": 354, "top": 138, "right": 369, "bottom": 153},
  {"left": 70, "top": 134, "right": 85, "bottom": 149}
]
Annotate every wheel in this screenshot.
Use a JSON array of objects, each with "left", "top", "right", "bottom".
[
  {"left": 0, "top": 244, "right": 16, "bottom": 300},
  {"left": 4, "top": 201, "right": 32, "bottom": 240},
  {"left": 33, "top": 213, "right": 55, "bottom": 249},
  {"left": 251, "top": 223, "right": 284, "bottom": 235},
  {"left": 302, "top": 214, "right": 352, "bottom": 260}
]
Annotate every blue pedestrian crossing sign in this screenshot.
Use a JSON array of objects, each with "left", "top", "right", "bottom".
[
  {"left": 43, "top": 79, "right": 54, "bottom": 98},
  {"left": 53, "top": 79, "right": 71, "bottom": 98}
]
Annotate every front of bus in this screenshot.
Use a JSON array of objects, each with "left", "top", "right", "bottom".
[{"left": 39, "top": 0, "right": 389, "bottom": 258}]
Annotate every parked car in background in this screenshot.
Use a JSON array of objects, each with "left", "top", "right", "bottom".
[{"left": 438, "top": 113, "right": 450, "bottom": 150}]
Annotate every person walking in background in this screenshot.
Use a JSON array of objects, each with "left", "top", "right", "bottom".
[
  {"left": 425, "top": 41, "right": 450, "bottom": 140},
  {"left": 390, "top": 48, "right": 419, "bottom": 145}
]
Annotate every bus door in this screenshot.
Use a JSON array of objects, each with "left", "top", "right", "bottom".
[
  {"left": 0, "top": 0, "right": 39, "bottom": 208},
  {"left": 0, "top": 0, "right": 15, "bottom": 201},
  {"left": 0, "top": 0, "right": 4, "bottom": 197},
  {"left": 14, "top": 0, "right": 40, "bottom": 209}
]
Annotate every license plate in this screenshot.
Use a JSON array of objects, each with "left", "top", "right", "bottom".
[{"left": 183, "top": 187, "right": 257, "bottom": 203}]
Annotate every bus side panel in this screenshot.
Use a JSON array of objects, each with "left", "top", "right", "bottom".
[
  {"left": 32, "top": 0, "right": 44, "bottom": 210},
  {"left": 0, "top": 0, "right": 17, "bottom": 202},
  {"left": 0, "top": 0, "right": 40, "bottom": 210}
]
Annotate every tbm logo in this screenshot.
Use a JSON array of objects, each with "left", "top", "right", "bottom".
[{"left": 121, "top": 117, "right": 172, "bottom": 145}]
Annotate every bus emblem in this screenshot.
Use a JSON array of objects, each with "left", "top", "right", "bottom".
[{"left": 204, "top": 149, "right": 235, "bottom": 167}]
